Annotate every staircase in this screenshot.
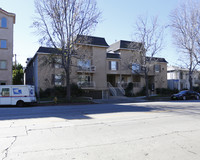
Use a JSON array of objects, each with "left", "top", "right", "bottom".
[
  {"left": 107, "top": 82, "right": 125, "bottom": 97},
  {"left": 114, "top": 87, "right": 125, "bottom": 96}
]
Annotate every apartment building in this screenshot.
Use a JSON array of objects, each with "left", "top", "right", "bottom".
[
  {"left": 25, "top": 35, "right": 167, "bottom": 98},
  {"left": 167, "top": 66, "right": 200, "bottom": 90},
  {"left": 107, "top": 40, "right": 168, "bottom": 95},
  {"left": 0, "top": 8, "right": 15, "bottom": 85}
]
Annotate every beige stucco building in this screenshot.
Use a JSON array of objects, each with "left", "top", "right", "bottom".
[
  {"left": 25, "top": 35, "right": 167, "bottom": 98},
  {"left": 0, "top": 8, "right": 15, "bottom": 85}
]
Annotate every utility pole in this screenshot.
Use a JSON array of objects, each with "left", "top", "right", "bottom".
[{"left": 14, "top": 54, "right": 17, "bottom": 71}]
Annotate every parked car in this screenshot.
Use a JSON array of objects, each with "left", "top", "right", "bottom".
[{"left": 171, "top": 90, "right": 200, "bottom": 100}]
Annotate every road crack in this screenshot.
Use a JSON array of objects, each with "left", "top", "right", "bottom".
[{"left": 2, "top": 136, "right": 17, "bottom": 160}]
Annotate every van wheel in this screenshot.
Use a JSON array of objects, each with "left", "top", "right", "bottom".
[
  {"left": 16, "top": 100, "right": 24, "bottom": 107},
  {"left": 196, "top": 95, "right": 199, "bottom": 100}
]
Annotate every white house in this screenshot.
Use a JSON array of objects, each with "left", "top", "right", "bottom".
[{"left": 167, "top": 66, "right": 200, "bottom": 90}]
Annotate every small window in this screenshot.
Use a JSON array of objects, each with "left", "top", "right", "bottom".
[
  {"left": 55, "top": 75, "right": 62, "bottom": 86},
  {"left": 109, "top": 61, "right": 118, "bottom": 71},
  {"left": 54, "top": 58, "right": 62, "bottom": 68},
  {"left": 132, "top": 63, "right": 140, "bottom": 73},
  {"left": 155, "top": 64, "right": 161, "bottom": 73},
  {"left": 52, "top": 74, "right": 64, "bottom": 86},
  {"left": 0, "top": 40, "right": 7, "bottom": 48},
  {"left": 1, "top": 88, "right": 10, "bottom": 96},
  {"left": 0, "top": 61, "right": 7, "bottom": 69},
  {"left": 78, "top": 75, "right": 91, "bottom": 83},
  {"left": 1, "top": 17, "right": 7, "bottom": 28}
]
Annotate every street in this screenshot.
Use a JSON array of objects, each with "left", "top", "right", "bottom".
[{"left": 0, "top": 101, "right": 200, "bottom": 160}]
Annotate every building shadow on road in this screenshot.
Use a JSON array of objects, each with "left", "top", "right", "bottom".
[{"left": 0, "top": 103, "right": 160, "bottom": 121}]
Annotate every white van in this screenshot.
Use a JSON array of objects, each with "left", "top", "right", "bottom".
[{"left": 0, "top": 85, "right": 37, "bottom": 106}]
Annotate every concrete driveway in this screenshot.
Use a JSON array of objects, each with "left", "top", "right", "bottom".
[{"left": 0, "top": 101, "right": 200, "bottom": 160}]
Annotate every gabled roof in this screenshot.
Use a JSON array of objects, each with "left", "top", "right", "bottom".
[
  {"left": 76, "top": 35, "right": 109, "bottom": 47},
  {"left": 0, "top": 8, "right": 15, "bottom": 24},
  {"left": 108, "top": 40, "right": 143, "bottom": 52},
  {"left": 37, "top": 47, "right": 61, "bottom": 54},
  {"left": 146, "top": 57, "right": 168, "bottom": 63}
]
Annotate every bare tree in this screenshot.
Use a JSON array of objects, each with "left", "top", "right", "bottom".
[
  {"left": 170, "top": 0, "right": 200, "bottom": 90},
  {"left": 132, "top": 15, "right": 164, "bottom": 98},
  {"left": 32, "top": 0, "right": 101, "bottom": 101}
]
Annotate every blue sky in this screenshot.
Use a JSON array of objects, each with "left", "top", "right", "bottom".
[{"left": 1, "top": 0, "right": 180, "bottom": 66}]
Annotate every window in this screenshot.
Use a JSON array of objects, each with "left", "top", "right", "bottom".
[
  {"left": 1, "top": 88, "right": 10, "bottom": 96},
  {"left": 155, "top": 64, "right": 161, "bottom": 73},
  {"left": 78, "top": 75, "right": 93, "bottom": 87},
  {"left": 132, "top": 63, "right": 140, "bottom": 73},
  {"left": 0, "top": 40, "right": 7, "bottom": 48},
  {"left": 0, "top": 61, "right": 7, "bottom": 69},
  {"left": 109, "top": 61, "right": 118, "bottom": 71},
  {"left": 77, "top": 59, "right": 91, "bottom": 69},
  {"left": 54, "top": 58, "right": 62, "bottom": 68},
  {"left": 55, "top": 75, "right": 62, "bottom": 86},
  {"left": 180, "top": 71, "right": 183, "bottom": 79},
  {"left": 0, "top": 82, "right": 6, "bottom": 85},
  {"left": 78, "top": 75, "right": 91, "bottom": 83},
  {"left": 1, "top": 17, "right": 7, "bottom": 28},
  {"left": 52, "top": 74, "right": 64, "bottom": 86}
]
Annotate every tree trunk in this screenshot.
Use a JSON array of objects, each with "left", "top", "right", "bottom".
[
  {"left": 189, "top": 71, "right": 193, "bottom": 91},
  {"left": 66, "top": 53, "right": 71, "bottom": 102},
  {"left": 144, "top": 69, "right": 149, "bottom": 98}
]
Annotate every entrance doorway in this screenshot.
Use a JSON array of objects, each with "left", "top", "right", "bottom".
[{"left": 107, "top": 75, "right": 116, "bottom": 87}]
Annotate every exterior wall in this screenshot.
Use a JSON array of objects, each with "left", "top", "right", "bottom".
[
  {"left": 92, "top": 46, "right": 107, "bottom": 90},
  {"left": 37, "top": 54, "right": 65, "bottom": 92},
  {"left": 154, "top": 62, "right": 167, "bottom": 89},
  {"left": 0, "top": 10, "right": 15, "bottom": 85}
]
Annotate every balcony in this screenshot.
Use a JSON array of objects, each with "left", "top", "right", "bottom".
[
  {"left": 77, "top": 81, "right": 96, "bottom": 89},
  {"left": 77, "top": 66, "right": 96, "bottom": 73}
]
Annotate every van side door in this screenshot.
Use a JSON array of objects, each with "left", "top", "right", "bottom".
[{"left": 0, "top": 87, "right": 11, "bottom": 105}]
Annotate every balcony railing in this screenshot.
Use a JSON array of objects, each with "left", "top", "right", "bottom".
[
  {"left": 77, "top": 66, "right": 96, "bottom": 73},
  {"left": 77, "top": 81, "right": 96, "bottom": 89},
  {"left": 116, "top": 82, "right": 141, "bottom": 89}
]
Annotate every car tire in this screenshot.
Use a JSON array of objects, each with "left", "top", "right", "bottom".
[
  {"left": 16, "top": 100, "right": 24, "bottom": 107},
  {"left": 196, "top": 95, "right": 199, "bottom": 100},
  {"left": 182, "top": 96, "right": 186, "bottom": 100}
]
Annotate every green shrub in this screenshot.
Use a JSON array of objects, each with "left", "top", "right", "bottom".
[
  {"left": 70, "top": 83, "right": 84, "bottom": 97},
  {"left": 135, "top": 87, "right": 146, "bottom": 96},
  {"left": 125, "top": 82, "right": 134, "bottom": 97},
  {"left": 39, "top": 83, "right": 84, "bottom": 98}
]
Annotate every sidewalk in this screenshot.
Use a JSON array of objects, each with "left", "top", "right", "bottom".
[{"left": 93, "top": 96, "right": 147, "bottom": 104}]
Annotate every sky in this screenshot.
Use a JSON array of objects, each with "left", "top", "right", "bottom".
[{"left": 1, "top": 0, "right": 181, "bottom": 67}]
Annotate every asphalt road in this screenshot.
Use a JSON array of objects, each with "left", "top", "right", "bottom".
[{"left": 0, "top": 101, "right": 200, "bottom": 160}]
